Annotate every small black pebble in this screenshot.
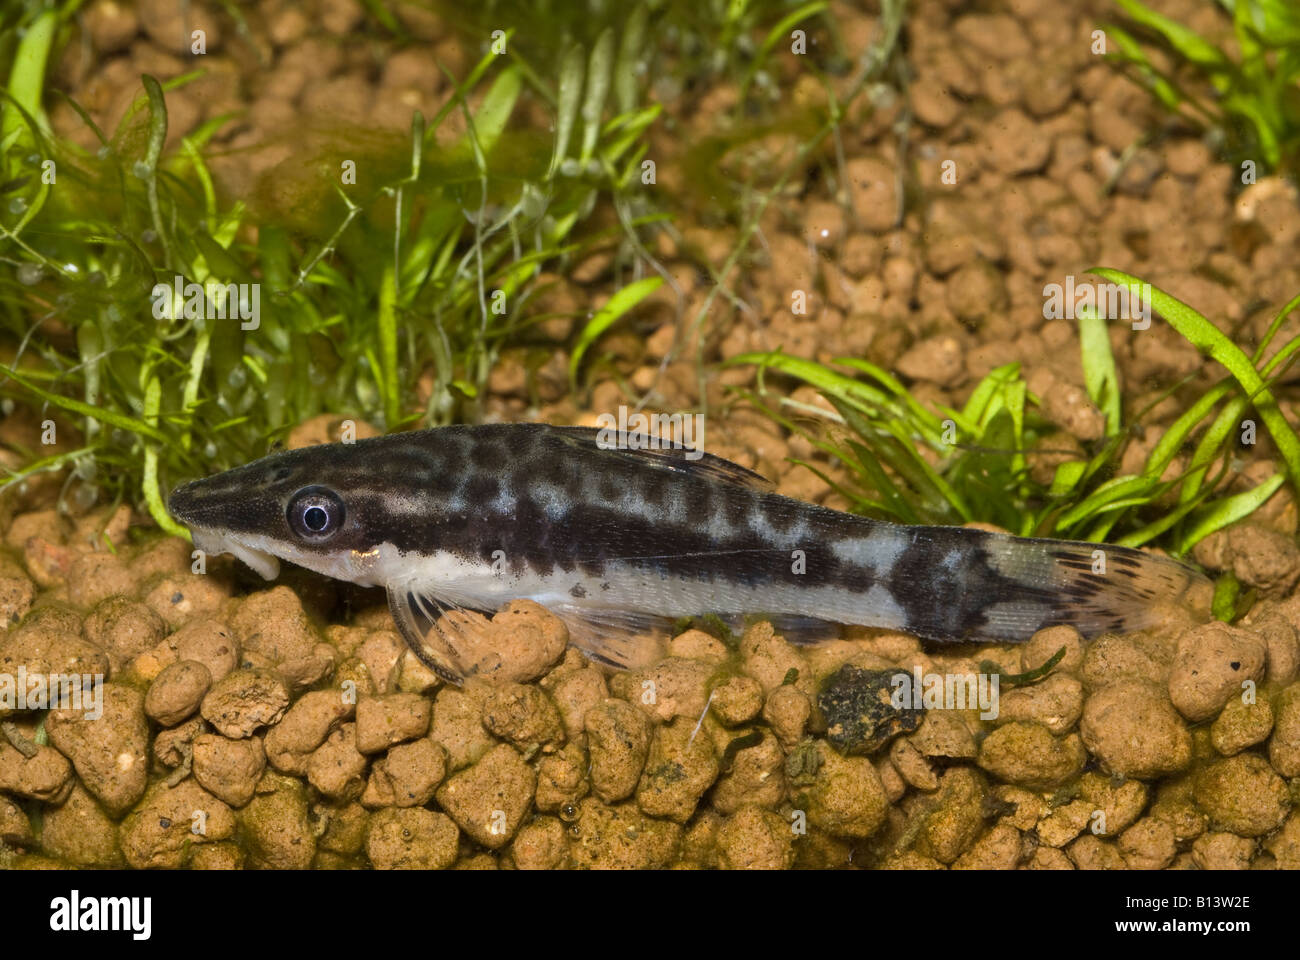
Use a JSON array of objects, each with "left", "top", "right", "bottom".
[
  {"left": 159, "top": 817, "right": 172, "bottom": 829},
  {"left": 171, "top": 592, "right": 183, "bottom": 604},
  {"left": 1231, "top": 661, "right": 1241, "bottom": 670},
  {"left": 817, "top": 664, "right": 925, "bottom": 756}
]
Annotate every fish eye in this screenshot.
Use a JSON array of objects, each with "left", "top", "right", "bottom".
[{"left": 287, "top": 486, "right": 345, "bottom": 540}]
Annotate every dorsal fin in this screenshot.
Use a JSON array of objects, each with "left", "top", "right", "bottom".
[{"left": 549, "top": 425, "right": 773, "bottom": 491}]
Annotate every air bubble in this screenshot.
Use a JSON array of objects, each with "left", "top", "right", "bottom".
[
  {"left": 204, "top": 441, "right": 217, "bottom": 459},
  {"left": 227, "top": 366, "right": 247, "bottom": 389},
  {"left": 8, "top": 197, "right": 28, "bottom": 215},
  {"left": 520, "top": 183, "right": 546, "bottom": 219},
  {"left": 72, "top": 483, "right": 98, "bottom": 511},
  {"left": 132, "top": 161, "right": 152, "bottom": 180},
  {"left": 16, "top": 263, "right": 42, "bottom": 285}
]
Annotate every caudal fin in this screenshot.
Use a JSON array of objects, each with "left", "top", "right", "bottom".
[{"left": 974, "top": 535, "right": 1210, "bottom": 641}]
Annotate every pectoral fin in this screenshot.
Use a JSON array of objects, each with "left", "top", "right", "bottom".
[{"left": 386, "top": 586, "right": 473, "bottom": 685}]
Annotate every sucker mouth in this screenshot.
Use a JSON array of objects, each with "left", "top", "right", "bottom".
[{"left": 189, "top": 526, "right": 282, "bottom": 580}]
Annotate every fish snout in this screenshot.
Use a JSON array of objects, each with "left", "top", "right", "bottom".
[
  {"left": 166, "top": 476, "right": 231, "bottom": 527},
  {"left": 166, "top": 480, "right": 198, "bottom": 524}
]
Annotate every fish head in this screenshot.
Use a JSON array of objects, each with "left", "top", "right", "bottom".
[{"left": 168, "top": 438, "right": 418, "bottom": 585}]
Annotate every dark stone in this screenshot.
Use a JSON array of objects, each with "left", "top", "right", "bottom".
[{"left": 818, "top": 664, "right": 924, "bottom": 756}]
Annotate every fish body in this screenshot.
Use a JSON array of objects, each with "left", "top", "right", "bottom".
[{"left": 168, "top": 422, "right": 1208, "bottom": 682}]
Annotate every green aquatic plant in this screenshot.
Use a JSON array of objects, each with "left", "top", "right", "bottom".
[
  {"left": 731, "top": 271, "right": 1300, "bottom": 558},
  {"left": 1104, "top": 0, "right": 1300, "bottom": 181},
  {"left": 430, "top": 0, "right": 842, "bottom": 104},
  {"left": 0, "top": 6, "right": 665, "bottom": 536}
]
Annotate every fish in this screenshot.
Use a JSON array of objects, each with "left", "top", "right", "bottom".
[{"left": 167, "top": 422, "right": 1209, "bottom": 684}]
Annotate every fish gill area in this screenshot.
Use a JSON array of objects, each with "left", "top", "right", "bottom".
[{"left": 2, "top": 0, "right": 1300, "bottom": 871}]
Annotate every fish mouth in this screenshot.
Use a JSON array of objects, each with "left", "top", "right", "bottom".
[
  {"left": 189, "top": 526, "right": 282, "bottom": 580},
  {"left": 168, "top": 480, "right": 282, "bottom": 580}
]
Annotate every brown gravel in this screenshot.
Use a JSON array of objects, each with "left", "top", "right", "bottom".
[{"left": 4, "top": 0, "right": 1300, "bottom": 874}]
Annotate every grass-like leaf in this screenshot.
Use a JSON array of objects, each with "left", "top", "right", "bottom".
[
  {"left": 569, "top": 275, "right": 663, "bottom": 388},
  {"left": 733, "top": 273, "right": 1300, "bottom": 558}
]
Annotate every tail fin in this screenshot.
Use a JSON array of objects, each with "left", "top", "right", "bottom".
[{"left": 973, "top": 535, "right": 1210, "bottom": 641}]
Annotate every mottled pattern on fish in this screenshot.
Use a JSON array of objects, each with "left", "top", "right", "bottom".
[{"left": 168, "top": 423, "right": 1208, "bottom": 683}]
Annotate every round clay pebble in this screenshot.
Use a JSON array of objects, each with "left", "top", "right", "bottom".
[
  {"left": 1193, "top": 754, "right": 1289, "bottom": 837},
  {"left": 1021, "top": 624, "right": 1085, "bottom": 675},
  {"left": 120, "top": 779, "right": 234, "bottom": 869},
  {"left": 481, "top": 683, "right": 563, "bottom": 747},
  {"left": 548, "top": 668, "right": 608, "bottom": 740},
  {"left": 709, "top": 675, "right": 763, "bottom": 726},
  {"left": 508, "top": 816, "right": 568, "bottom": 870},
  {"left": 237, "top": 772, "right": 314, "bottom": 869},
  {"left": 952, "top": 823, "right": 1023, "bottom": 870},
  {"left": 976, "top": 721, "right": 1086, "bottom": 789},
  {"left": 1119, "top": 818, "right": 1176, "bottom": 870},
  {"left": 192, "top": 733, "right": 266, "bottom": 808},
  {"left": 1168, "top": 622, "right": 1265, "bottom": 721},
  {"left": 716, "top": 806, "right": 794, "bottom": 870},
  {"left": 636, "top": 717, "right": 719, "bottom": 823},
  {"left": 366, "top": 807, "right": 459, "bottom": 870},
  {"left": 1192, "top": 832, "right": 1256, "bottom": 870},
  {"left": 361, "top": 738, "right": 447, "bottom": 808},
  {"left": 794, "top": 740, "right": 891, "bottom": 840},
  {"left": 171, "top": 619, "right": 239, "bottom": 682},
  {"left": 712, "top": 729, "right": 785, "bottom": 814},
  {"left": 83, "top": 597, "right": 166, "bottom": 669},
  {"left": 306, "top": 722, "right": 368, "bottom": 800},
  {"left": 912, "top": 767, "right": 985, "bottom": 863},
  {"left": 1079, "top": 680, "right": 1192, "bottom": 779},
  {"left": 1268, "top": 682, "right": 1300, "bottom": 776},
  {"left": 200, "top": 669, "right": 290, "bottom": 739},
  {"left": 144, "top": 659, "right": 212, "bottom": 726},
  {"left": 45, "top": 683, "right": 148, "bottom": 817},
  {"left": 585, "top": 699, "right": 651, "bottom": 803},
  {"left": 761, "top": 685, "right": 811, "bottom": 749},
  {"left": 355, "top": 693, "right": 431, "bottom": 754},
  {"left": 435, "top": 743, "right": 536, "bottom": 849},
  {"left": 1210, "top": 696, "right": 1274, "bottom": 756}
]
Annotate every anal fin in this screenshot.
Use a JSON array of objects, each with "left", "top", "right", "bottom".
[
  {"left": 547, "top": 603, "right": 673, "bottom": 671},
  {"left": 747, "top": 614, "right": 843, "bottom": 646}
]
